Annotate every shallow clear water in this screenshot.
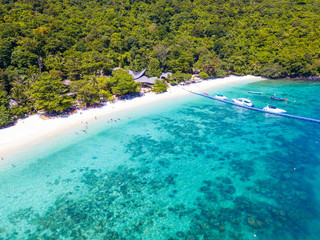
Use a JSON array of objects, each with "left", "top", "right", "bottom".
[{"left": 1, "top": 79, "right": 320, "bottom": 240}]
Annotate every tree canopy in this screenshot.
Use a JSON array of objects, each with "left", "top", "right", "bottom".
[
  {"left": 29, "top": 73, "right": 73, "bottom": 113},
  {"left": 0, "top": 0, "right": 319, "bottom": 126},
  {"left": 111, "top": 69, "right": 140, "bottom": 96},
  {"left": 152, "top": 79, "right": 168, "bottom": 93},
  {"left": 0, "top": 0, "right": 318, "bottom": 80}
]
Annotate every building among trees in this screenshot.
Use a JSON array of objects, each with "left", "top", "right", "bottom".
[
  {"left": 128, "top": 69, "right": 157, "bottom": 87},
  {"left": 114, "top": 68, "right": 171, "bottom": 88}
]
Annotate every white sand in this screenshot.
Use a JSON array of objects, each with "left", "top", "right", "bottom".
[{"left": 0, "top": 75, "right": 263, "bottom": 156}]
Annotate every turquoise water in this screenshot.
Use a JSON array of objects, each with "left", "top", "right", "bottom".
[{"left": 1, "top": 79, "right": 320, "bottom": 240}]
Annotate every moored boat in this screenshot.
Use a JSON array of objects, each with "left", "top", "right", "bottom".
[
  {"left": 232, "top": 98, "right": 254, "bottom": 107},
  {"left": 263, "top": 105, "right": 287, "bottom": 113},
  {"left": 248, "top": 91, "right": 263, "bottom": 95},
  {"left": 214, "top": 93, "right": 228, "bottom": 100},
  {"left": 271, "top": 96, "right": 287, "bottom": 101}
]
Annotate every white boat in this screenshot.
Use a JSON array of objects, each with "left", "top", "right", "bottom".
[
  {"left": 248, "top": 91, "right": 263, "bottom": 95},
  {"left": 214, "top": 93, "right": 228, "bottom": 100},
  {"left": 263, "top": 105, "right": 286, "bottom": 113},
  {"left": 232, "top": 98, "right": 254, "bottom": 107}
]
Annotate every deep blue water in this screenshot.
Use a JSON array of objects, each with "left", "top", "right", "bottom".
[{"left": 1, "top": 78, "right": 320, "bottom": 240}]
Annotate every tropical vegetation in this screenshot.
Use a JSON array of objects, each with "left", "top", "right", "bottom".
[
  {"left": 0, "top": 0, "right": 319, "bottom": 126},
  {"left": 152, "top": 79, "right": 168, "bottom": 93}
]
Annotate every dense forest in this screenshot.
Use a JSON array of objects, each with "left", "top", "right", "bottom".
[{"left": 0, "top": 0, "right": 320, "bottom": 126}]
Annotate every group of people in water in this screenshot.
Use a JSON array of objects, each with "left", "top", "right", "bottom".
[{"left": 74, "top": 115, "right": 132, "bottom": 135}]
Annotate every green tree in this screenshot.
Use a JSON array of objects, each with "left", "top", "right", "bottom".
[
  {"left": 199, "top": 72, "right": 209, "bottom": 79},
  {"left": 44, "top": 54, "right": 65, "bottom": 73},
  {"left": 0, "top": 86, "right": 12, "bottom": 127},
  {"left": 168, "top": 50, "right": 194, "bottom": 73},
  {"left": 29, "top": 73, "right": 73, "bottom": 113},
  {"left": 147, "top": 58, "right": 161, "bottom": 77},
  {"left": 0, "top": 90, "right": 9, "bottom": 106},
  {"left": 0, "top": 38, "right": 15, "bottom": 68},
  {"left": 152, "top": 79, "right": 167, "bottom": 93},
  {"left": 154, "top": 43, "right": 171, "bottom": 68},
  {"left": 11, "top": 46, "right": 38, "bottom": 69},
  {"left": 111, "top": 69, "right": 140, "bottom": 96},
  {"left": 0, "top": 105, "right": 13, "bottom": 127},
  {"left": 173, "top": 71, "right": 192, "bottom": 83},
  {"left": 109, "top": 33, "right": 123, "bottom": 52},
  {"left": 259, "top": 63, "right": 284, "bottom": 78},
  {"left": 72, "top": 80, "right": 101, "bottom": 107},
  {"left": 97, "top": 76, "right": 113, "bottom": 100},
  {"left": 10, "top": 75, "right": 32, "bottom": 112},
  {"left": 202, "top": 58, "right": 228, "bottom": 77}
]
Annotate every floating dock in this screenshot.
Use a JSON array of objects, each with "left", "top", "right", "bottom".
[{"left": 188, "top": 90, "right": 320, "bottom": 124}]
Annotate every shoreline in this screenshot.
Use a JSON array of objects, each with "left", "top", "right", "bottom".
[
  {"left": 265, "top": 75, "right": 320, "bottom": 81},
  {"left": 0, "top": 75, "right": 264, "bottom": 157}
]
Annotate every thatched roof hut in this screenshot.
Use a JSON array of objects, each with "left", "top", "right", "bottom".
[
  {"left": 128, "top": 69, "right": 147, "bottom": 79},
  {"left": 62, "top": 79, "right": 72, "bottom": 86},
  {"left": 134, "top": 76, "right": 157, "bottom": 87},
  {"left": 9, "top": 99, "right": 18, "bottom": 107}
]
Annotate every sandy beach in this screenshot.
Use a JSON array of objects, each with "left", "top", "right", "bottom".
[{"left": 0, "top": 75, "right": 263, "bottom": 156}]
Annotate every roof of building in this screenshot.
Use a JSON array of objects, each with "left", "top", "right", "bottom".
[
  {"left": 112, "top": 67, "right": 123, "bottom": 71},
  {"left": 160, "top": 72, "right": 173, "bottom": 79},
  {"left": 134, "top": 76, "right": 157, "bottom": 85},
  {"left": 62, "top": 79, "right": 72, "bottom": 86},
  {"left": 128, "top": 69, "right": 147, "bottom": 79},
  {"left": 9, "top": 99, "right": 18, "bottom": 107},
  {"left": 112, "top": 68, "right": 159, "bottom": 85}
]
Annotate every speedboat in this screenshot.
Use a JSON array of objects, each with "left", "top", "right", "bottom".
[
  {"left": 271, "top": 96, "right": 287, "bottom": 101},
  {"left": 248, "top": 91, "right": 263, "bottom": 95},
  {"left": 263, "top": 105, "right": 286, "bottom": 113},
  {"left": 214, "top": 93, "right": 228, "bottom": 100},
  {"left": 232, "top": 98, "right": 254, "bottom": 107}
]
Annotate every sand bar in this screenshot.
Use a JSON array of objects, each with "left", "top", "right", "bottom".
[{"left": 0, "top": 75, "right": 263, "bottom": 156}]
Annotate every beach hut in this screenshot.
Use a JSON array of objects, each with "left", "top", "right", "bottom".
[
  {"left": 62, "top": 79, "right": 72, "bottom": 86},
  {"left": 9, "top": 99, "right": 18, "bottom": 108},
  {"left": 113, "top": 68, "right": 160, "bottom": 87},
  {"left": 128, "top": 69, "right": 147, "bottom": 80},
  {"left": 134, "top": 76, "right": 157, "bottom": 88}
]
